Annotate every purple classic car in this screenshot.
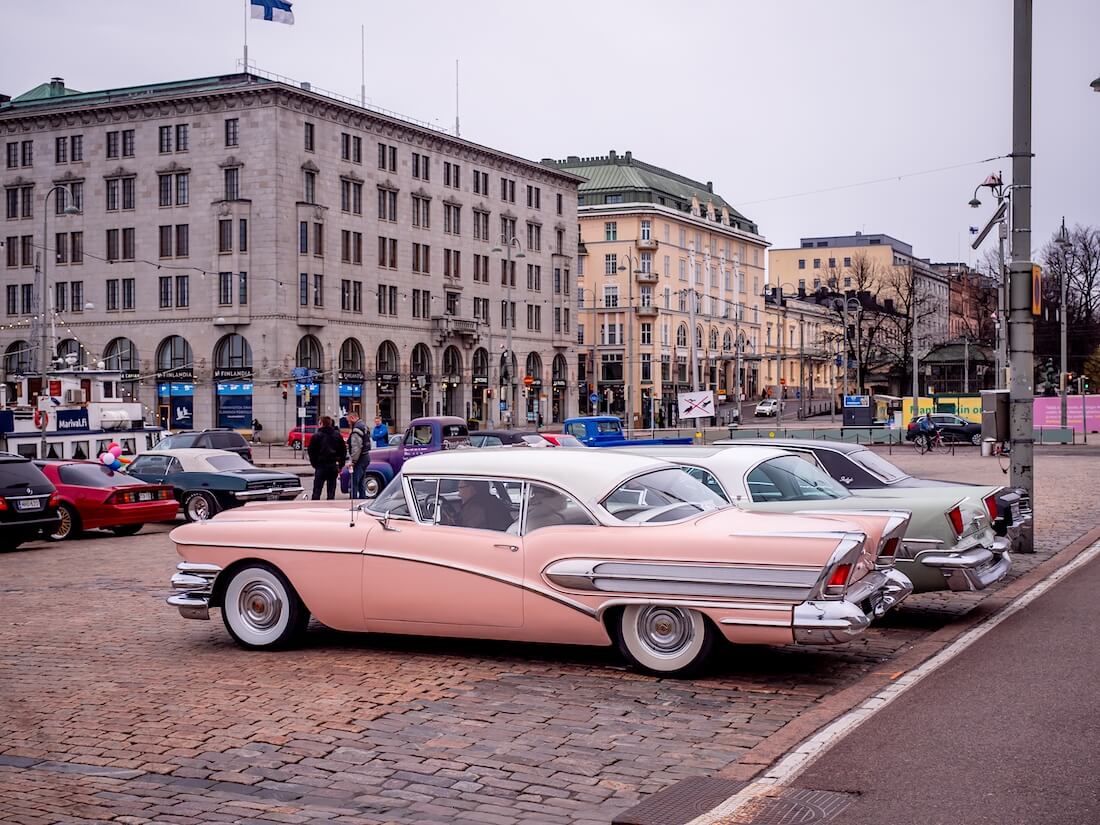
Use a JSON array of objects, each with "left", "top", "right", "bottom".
[{"left": 359, "top": 416, "right": 471, "bottom": 496}]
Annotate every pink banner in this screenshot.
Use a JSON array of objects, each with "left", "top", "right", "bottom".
[{"left": 1033, "top": 396, "right": 1100, "bottom": 432}]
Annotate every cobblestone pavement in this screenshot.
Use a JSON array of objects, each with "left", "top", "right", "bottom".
[{"left": 1, "top": 448, "right": 1096, "bottom": 825}]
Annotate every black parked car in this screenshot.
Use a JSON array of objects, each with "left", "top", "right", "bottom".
[
  {"left": 905, "top": 413, "right": 982, "bottom": 446},
  {"left": 153, "top": 428, "right": 254, "bottom": 462},
  {"left": 0, "top": 453, "right": 60, "bottom": 549},
  {"left": 468, "top": 430, "right": 556, "bottom": 448},
  {"left": 714, "top": 437, "right": 1032, "bottom": 548}
]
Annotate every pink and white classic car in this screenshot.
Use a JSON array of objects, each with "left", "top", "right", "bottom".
[{"left": 168, "top": 450, "right": 912, "bottom": 676}]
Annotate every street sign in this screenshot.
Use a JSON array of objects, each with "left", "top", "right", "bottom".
[
  {"left": 677, "top": 390, "right": 715, "bottom": 420},
  {"left": 291, "top": 367, "right": 310, "bottom": 380},
  {"left": 843, "top": 395, "right": 870, "bottom": 408},
  {"left": 499, "top": 401, "right": 507, "bottom": 412},
  {"left": 1031, "top": 263, "right": 1042, "bottom": 316},
  {"left": 589, "top": 392, "right": 599, "bottom": 405},
  {"left": 523, "top": 375, "right": 534, "bottom": 387}
]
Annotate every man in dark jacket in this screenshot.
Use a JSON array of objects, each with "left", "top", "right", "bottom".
[
  {"left": 307, "top": 415, "right": 347, "bottom": 500},
  {"left": 346, "top": 412, "right": 370, "bottom": 498}
]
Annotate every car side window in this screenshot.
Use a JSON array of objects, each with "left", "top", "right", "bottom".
[
  {"left": 567, "top": 422, "right": 586, "bottom": 438},
  {"left": 405, "top": 425, "right": 432, "bottom": 446},
  {"left": 434, "top": 477, "right": 521, "bottom": 533},
  {"left": 409, "top": 477, "right": 440, "bottom": 521},
  {"left": 370, "top": 475, "right": 411, "bottom": 518},
  {"left": 130, "top": 455, "right": 168, "bottom": 476},
  {"left": 525, "top": 483, "right": 596, "bottom": 533},
  {"left": 681, "top": 467, "right": 729, "bottom": 502},
  {"left": 166, "top": 458, "right": 183, "bottom": 474},
  {"left": 483, "top": 436, "right": 503, "bottom": 447}
]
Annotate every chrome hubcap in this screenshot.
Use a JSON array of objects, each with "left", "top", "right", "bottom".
[
  {"left": 189, "top": 497, "right": 209, "bottom": 519},
  {"left": 55, "top": 508, "right": 70, "bottom": 538},
  {"left": 237, "top": 581, "right": 283, "bottom": 631},
  {"left": 636, "top": 606, "right": 693, "bottom": 655},
  {"left": 365, "top": 477, "right": 380, "bottom": 497}
]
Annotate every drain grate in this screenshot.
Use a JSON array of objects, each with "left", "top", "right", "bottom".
[
  {"left": 612, "top": 777, "right": 749, "bottom": 825},
  {"left": 738, "top": 788, "right": 857, "bottom": 824}
]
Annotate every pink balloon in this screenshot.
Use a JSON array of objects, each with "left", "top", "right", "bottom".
[
  {"left": 108, "top": 443, "right": 122, "bottom": 457},
  {"left": 99, "top": 452, "right": 114, "bottom": 465}
]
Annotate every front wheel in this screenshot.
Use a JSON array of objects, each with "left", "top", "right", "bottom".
[
  {"left": 290, "top": 439, "right": 303, "bottom": 450},
  {"left": 615, "top": 605, "right": 715, "bottom": 677},
  {"left": 50, "top": 502, "right": 82, "bottom": 541},
  {"left": 971, "top": 432, "right": 982, "bottom": 446},
  {"left": 221, "top": 563, "right": 309, "bottom": 650},
  {"left": 182, "top": 491, "right": 219, "bottom": 523},
  {"left": 363, "top": 473, "right": 384, "bottom": 499}
]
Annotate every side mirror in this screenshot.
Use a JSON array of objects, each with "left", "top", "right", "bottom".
[{"left": 377, "top": 510, "right": 400, "bottom": 532}]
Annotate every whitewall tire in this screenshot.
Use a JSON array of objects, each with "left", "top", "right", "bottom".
[
  {"left": 615, "top": 605, "right": 714, "bottom": 677},
  {"left": 221, "top": 564, "right": 309, "bottom": 650}
]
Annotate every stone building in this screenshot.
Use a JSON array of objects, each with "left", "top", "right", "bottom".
[
  {"left": 1, "top": 73, "right": 581, "bottom": 439},
  {"left": 543, "top": 151, "right": 768, "bottom": 428}
]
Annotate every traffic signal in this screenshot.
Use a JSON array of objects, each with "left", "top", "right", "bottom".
[
  {"left": 282, "top": 390, "right": 288, "bottom": 400},
  {"left": 486, "top": 388, "right": 493, "bottom": 398}
]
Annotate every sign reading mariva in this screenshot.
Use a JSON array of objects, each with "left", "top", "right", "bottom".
[{"left": 55, "top": 409, "right": 91, "bottom": 431}]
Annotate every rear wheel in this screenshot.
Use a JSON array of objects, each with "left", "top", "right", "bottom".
[
  {"left": 50, "top": 503, "right": 82, "bottom": 541},
  {"left": 290, "top": 438, "right": 303, "bottom": 450},
  {"left": 971, "top": 432, "right": 982, "bottom": 446},
  {"left": 221, "top": 563, "right": 309, "bottom": 650},
  {"left": 183, "top": 491, "right": 218, "bottom": 523},
  {"left": 363, "top": 473, "right": 384, "bottom": 499},
  {"left": 111, "top": 524, "right": 143, "bottom": 537},
  {"left": 615, "top": 605, "right": 715, "bottom": 677}
]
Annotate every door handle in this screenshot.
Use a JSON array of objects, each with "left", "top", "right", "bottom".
[{"left": 493, "top": 543, "right": 519, "bottom": 553}]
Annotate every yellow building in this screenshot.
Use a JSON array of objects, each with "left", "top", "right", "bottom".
[
  {"left": 761, "top": 290, "right": 842, "bottom": 416},
  {"left": 544, "top": 151, "right": 768, "bottom": 427},
  {"left": 768, "top": 232, "right": 950, "bottom": 396}
]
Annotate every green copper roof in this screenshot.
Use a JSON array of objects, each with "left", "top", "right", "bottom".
[
  {"left": 543, "top": 150, "right": 759, "bottom": 235},
  {"left": 11, "top": 81, "right": 82, "bottom": 102}
]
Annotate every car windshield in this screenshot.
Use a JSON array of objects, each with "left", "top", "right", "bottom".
[
  {"left": 205, "top": 454, "right": 252, "bottom": 471},
  {"left": 367, "top": 473, "right": 410, "bottom": 517},
  {"left": 0, "top": 460, "right": 49, "bottom": 491},
  {"left": 521, "top": 435, "right": 554, "bottom": 447},
  {"left": 845, "top": 449, "right": 909, "bottom": 483},
  {"left": 157, "top": 433, "right": 199, "bottom": 449},
  {"left": 747, "top": 456, "right": 852, "bottom": 502},
  {"left": 601, "top": 468, "right": 728, "bottom": 523},
  {"left": 58, "top": 464, "right": 143, "bottom": 487}
]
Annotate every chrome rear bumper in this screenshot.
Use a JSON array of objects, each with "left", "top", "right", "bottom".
[
  {"left": 793, "top": 568, "right": 913, "bottom": 645},
  {"left": 919, "top": 537, "right": 1012, "bottom": 591},
  {"left": 167, "top": 562, "right": 221, "bottom": 620}
]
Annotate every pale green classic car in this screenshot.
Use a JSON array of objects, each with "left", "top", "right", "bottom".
[{"left": 620, "top": 446, "right": 1011, "bottom": 594}]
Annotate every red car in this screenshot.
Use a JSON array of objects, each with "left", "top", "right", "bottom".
[
  {"left": 36, "top": 461, "right": 180, "bottom": 541},
  {"left": 538, "top": 432, "right": 587, "bottom": 448},
  {"left": 286, "top": 425, "right": 319, "bottom": 449}
]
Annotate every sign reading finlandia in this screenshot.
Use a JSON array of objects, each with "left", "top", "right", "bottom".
[{"left": 677, "top": 391, "right": 715, "bottom": 420}]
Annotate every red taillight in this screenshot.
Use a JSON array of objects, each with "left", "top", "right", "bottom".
[
  {"left": 48, "top": 492, "right": 60, "bottom": 507},
  {"left": 984, "top": 495, "right": 998, "bottom": 522},
  {"left": 827, "top": 564, "right": 852, "bottom": 589},
  {"left": 880, "top": 537, "right": 899, "bottom": 558},
  {"left": 947, "top": 506, "right": 965, "bottom": 537},
  {"left": 0, "top": 496, "right": 7, "bottom": 512},
  {"left": 158, "top": 488, "right": 174, "bottom": 500}
]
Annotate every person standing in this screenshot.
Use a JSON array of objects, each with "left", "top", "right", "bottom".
[
  {"left": 347, "top": 412, "right": 371, "bottom": 499},
  {"left": 371, "top": 416, "right": 390, "bottom": 449},
  {"left": 307, "top": 415, "right": 346, "bottom": 500}
]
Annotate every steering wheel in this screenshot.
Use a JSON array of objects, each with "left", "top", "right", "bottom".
[{"left": 439, "top": 497, "right": 462, "bottom": 525}]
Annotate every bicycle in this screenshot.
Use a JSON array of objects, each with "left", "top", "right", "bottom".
[{"left": 912, "top": 429, "right": 945, "bottom": 454}]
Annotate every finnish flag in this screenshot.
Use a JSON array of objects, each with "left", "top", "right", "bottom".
[{"left": 251, "top": 0, "right": 294, "bottom": 25}]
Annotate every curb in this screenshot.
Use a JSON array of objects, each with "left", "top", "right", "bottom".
[{"left": 717, "top": 522, "right": 1100, "bottom": 782}]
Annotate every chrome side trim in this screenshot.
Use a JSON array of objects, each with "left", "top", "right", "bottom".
[
  {"left": 360, "top": 551, "right": 598, "bottom": 618},
  {"left": 727, "top": 529, "right": 863, "bottom": 540},
  {"left": 234, "top": 486, "right": 304, "bottom": 501},
  {"left": 592, "top": 597, "right": 795, "bottom": 621},
  {"left": 720, "top": 617, "right": 791, "bottom": 627},
  {"left": 174, "top": 538, "right": 365, "bottom": 554},
  {"left": 543, "top": 558, "right": 820, "bottom": 602}
]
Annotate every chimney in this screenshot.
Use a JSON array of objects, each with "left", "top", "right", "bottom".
[
  {"left": 706, "top": 181, "right": 713, "bottom": 192},
  {"left": 49, "top": 77, "right": 65, "bottom": 96},
  {"left": 300, "top": 81, "right": 311, "bottom": 91},
  {"left": 854, "top": 230, "right": 862, "bottom": 236},
  {"left": 567, "top": 155, "right": 579, "bottom": 162},
  {"left": 608, "top": 150, "right": 617, "bottom": 161},
  {"left": 624, "top": 150, "right": 632, "bottom": 162}
]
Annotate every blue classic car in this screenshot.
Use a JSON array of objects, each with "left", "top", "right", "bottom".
[{"left": 127, "top": 448, "right": 303, "bottom": 521}]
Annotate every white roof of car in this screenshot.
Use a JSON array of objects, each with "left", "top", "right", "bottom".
[
  {"left": 401, "top": 448, "right": 673, "bottom": 502},
  {"left": 140, "top": 448, "right": 239, "bottom": 471},
  {"left": 611, "top": 445, "right": 790, "bottom": 472}
]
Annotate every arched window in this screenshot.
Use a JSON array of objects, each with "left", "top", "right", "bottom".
[
  {"left": 104, "top": 338, "right": 137, "bottom": 373},
  {"left": 156, "top": 336, "right": 192, "bottom": 371},
  {"left": 695, "top": 325, "right": 703, "bottom": 349},
  {"left": 339, "top": 338, "right": 364, "bottom": 372},
  {"left": 552, "top": 353, "right": 568, "bottom": 382},
  {"left": 472, "top": 347, "right": 489, "bottom": 380},
  {"left": 411, "top": 343, "right": 432, "bottom": 376},
  {"left": 709, "top": 328, "right": 719, "bottom": 350},
  {"left": 376, "top": 340, "right": 399, "bottom": 374},
  {"left": 525, "top": 351, "right": 542, "bottom": 380},
  {"left": 4, "top": 340, "right": 31, "bottom": 375},
  {"left": 723, "top": 331, "right": 733, "bottom": 352},
  {"left": 55, "top": 338, "right": 82, "bottom": 367},
  {"left": 676, "top": 324, "right": 687, "bottom": 347},
  {"left": 443, "top": 346, "right": 462, "bottom": 379},
  {"left": 295, "top": 335, "right": 323, "bottom": 370},
  {"left": 214, "top": 334, "right": 252, "bottom": 369}
]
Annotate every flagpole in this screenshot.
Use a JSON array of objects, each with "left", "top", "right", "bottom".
[
  {"left": 243, "top": 0, "right": 249, "bottom": 71},
  {"left": 360, "top": 24, "right": 365, "bottom": 107}
]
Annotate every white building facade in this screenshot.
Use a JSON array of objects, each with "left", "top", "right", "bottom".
[{"left": 1, "top": 74, "right": 580, "bottom": 439}]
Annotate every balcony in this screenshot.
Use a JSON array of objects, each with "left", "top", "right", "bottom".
[
  {"left": 431, "top": 315, "right": 480, "bottom": 345},
  {"left": 635, "top": 270, "right": 659, "bottom": 284},
  {"left": 636, "top": 237, "right": 659, "bottom": 251},
  {"left": 634, "top": 304, "right": 659, "bottom": 318}
]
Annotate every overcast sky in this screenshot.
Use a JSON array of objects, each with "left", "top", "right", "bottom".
[{"left": 3, "top": 0, "right": 1097, "bottom": 265}]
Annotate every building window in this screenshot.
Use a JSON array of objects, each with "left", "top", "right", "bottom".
[
  {"left": 473, "top": 169, "right": 489, "bottom": 195},
  {"left": 158, "top": 126, "right": 172, "bottom": 154},
  {"left": 122, "top": 278, "right": 135, "bottom": 309},
  {"left": 500, "top": 216, "right": 516, "bottom": 242},
  {"left": 20, "top": 140, "right": 32, "bottom": 167},
  {"left": 218, "top": 219, "right": 232, "bottom": 253},
  {"left": 526, "top": 264, "right": 541, "bottom": 291},
  {"left": 526, "top": 185, "right": 541, "bottom": 209},
  {"left": 238, "top": 274, "right": 248, "bottom": 307},
  {"left": 444, "top": 161, "right": 460, "bottom": 188},
  {"left": 500, "top": 259, "right": 516, "bottom": 287},
  {"left": 377, "top": 283, "right": 398, "bottom": 316},
  {"left": 55, "top": 136, "right": 68, "bottom": 164},
  {"left": 377, "top": 187, "right": 397, "bottom": 221},
  {"left": 412, "top": 152, "right": 430, "bottom": 180},
  {"left": 175, "top": 275, "right": 189, "bottom": 307},
  {"left": 813, "top": 258, "right": 821, "bottom": 269},
  {"left": 378, "top": 142, "right": 397, "bottom": 172},
  {"left": 122, "top": 177, "right": 135, "bottom": 210},
  {"left": 159, "top": 225, "right": 173, "bottom": 258},
  {"left": 604, "top": 253, "right": 617, "bottom": 275},
  {"left": 378, "top": 236, "right": 397, "bottom": 269},
  {"left": 411, "top": 195, "right": 431, "bottom": 228},
  {"left": 219, "top": 271, "right": 233, "bottom": 305},
  {"left": 313, "top": 222, "right": 324, "bottom": 257},
  {"left": 500, "top": 177, "right": 515, "bottom": 203},
  {"left": 106, "top": 279, "right": 119, "bottom": 311},
  {"left": 444, "top": 203, "right": 460, "bottom": 235},
  {"left": 106, "top": 229, "right": 119, "bottom": 262},
  {"left": 225, "top": 118, "right": 239, "bottom": 147},
  {"left": 556, "top": 192, "right": 563, "bottom": 215},
  {"left": 299, "top": 272, "right": 309, "bottom": 306},
  {"left": 444, "top": 248, "right": 461, "bottom": 279},
  {"left": 303, "top": 170, "right": 315, "bottom": 204},
  {"left": 526, "top": 223, "right": 541, "bottom": 251},
  {"left": 473, "top": 210, "right": 489, "bottom": 241},
  {"left": 844, "top": 256, "right": 852, "bottom": 267},
  {"left": 159, "top": 276, "right": 172, "bottom": 308},
  {"left": 500, "top": 300, "right": 516, "bottom": 328},
  {"left": 604, "top": 221, "right": 617, "bottom": 241},
  {"left": 526, "top": 304, "right": 541, "bottom": 331},
  {"left": 225, "top": 167, "right": 241, "bottom": 200},
  {"left": 304, "top": 122, "right": 315, "bottom": 151},
  {"left": 412, "top": 242, "right": 431, "bottom": 274}
]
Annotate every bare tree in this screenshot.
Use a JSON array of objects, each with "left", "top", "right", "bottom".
[{"left": 1038, "top": 223, "right": 1100, "bottom": 376}]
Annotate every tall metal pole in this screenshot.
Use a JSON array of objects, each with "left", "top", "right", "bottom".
[
  {"left": 733, "top": 300, "right": 742, "bottom": 422},
  {"left": 688, "top": 286, "right": 699, "bottom": 392},
  {"left": 625, "top": 252, "right": 634, "bottom": 429},
  {"left": 1059, "top": 219, "right": 1069, "bottom": 428},
  {"left": 911, "top": 294, "right": 920, "bottom": 422},
  {"left": 775, "top": 292, "right": 784, "bottom": 426},
  {"left": 506, "top": 241, "right": 513, "bottom": 425},
  {"left": 997, "top": 220, "right": 1008, "bottom": 386},
  {"left": 798, "top": 315, "right": 805, "bottom": 420},
  {"left": 1008, "top": 0, "right": 1035, "bottom": 536},
  {"left": 842, "top": 300, "right": 849, "bottom": 405},
  {"left": 964, "top": 338, "right": 970, "bottom": 393}
]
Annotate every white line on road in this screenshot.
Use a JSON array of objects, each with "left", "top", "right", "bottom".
[{"left": 686, "top": 540, "right": 1100, "bottom": 825}]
